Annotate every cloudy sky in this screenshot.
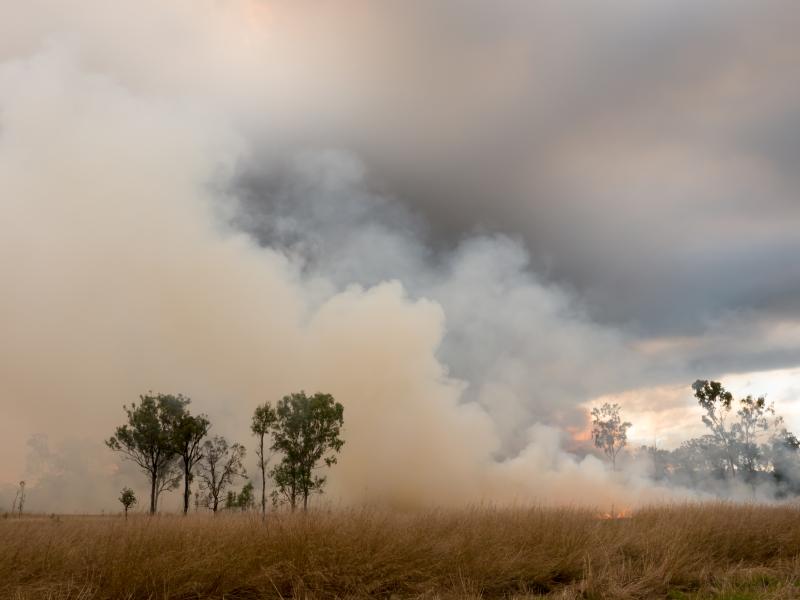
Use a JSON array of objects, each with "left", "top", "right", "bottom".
[{"left": 1, "top": 0, "right": 799, "bottom": 510}]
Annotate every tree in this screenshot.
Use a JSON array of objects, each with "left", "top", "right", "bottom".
[
  {"left": 670, "top": 435, "right": 730, "bottom": 485},
  {"left": 637, "top": 444, "right": 671, "bottom": 480},
  {"left": 270, "top": 391, "right": 344, "bottom": 511},
  {"left": 591, "top": 402, "right": 631, "bottom": 471},
  {"left": 237, "top": 481, "right": 255, "bottom": 511},
  {"left": 11, "top": 481, "right": 25, "bottom": 517},
  {"left": 196, "top": 436, "right": 246, "bottom": 513},
  {"left": 771, "top": 429, "right": 800, "bottom": 496},
  {"left": 223, "top": 481, "right": 255, "bottom": 511},
  {"left": 692, "top": 380, "right": 737, "bottom": 478},
  {"left": 119, "top": 487, "right": 137, "bottom": 519},
  {"left": 732, "top": 393, "right": 776, "bottom": 478},
  {"left": 106, "top": 393, "right": 187, "bottom": 514},
  {"left": 225, "top": 489, "right": 238, "bottom": 510},
  {"left": 171, "top": 409, "right": 211, "bottom": 515},
  {"left": 251, "top": 403, "right": 277, "bottom": 519},
  {"left": 693, "top": 380, "right": 784, "bottom": 481}
]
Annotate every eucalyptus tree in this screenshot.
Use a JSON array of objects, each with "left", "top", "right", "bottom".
[
  {"left": 119, "top": 487, "right": 137, "bottom": 519},
  {"left": 693, "top": 380, "right": 738, "bottom": 478},
  {"left": 270, "top": 391, "right": 344, "bottom": 511},
  {"left": 172, "top": 410, "right": 211, "bottom": 515},
  {"left": 591, "top": 402, "right": 631, "bottom": 471},
  {"left": 251, "top": 402, "right": 277, "bottom": 518},
  {"left": 106, "top": 393, "right": 187, "bottom": 514}
]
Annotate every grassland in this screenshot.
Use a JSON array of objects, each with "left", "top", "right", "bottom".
[{"left": 2, "top": 504, "right": 800, "bottom": 599}]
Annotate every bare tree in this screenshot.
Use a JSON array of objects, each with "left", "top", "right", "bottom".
[
  {"left": 591, "top": 403, "right": 631, "bottom": 471},
  {"left": 11, "top": 481, "right": 25, "bottom": 517},
  {"left": 196, "top": 436, "right": 246, "bottom": 513}
]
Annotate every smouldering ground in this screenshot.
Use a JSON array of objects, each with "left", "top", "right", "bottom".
[{"left": 3, "top": 504, "right": 800, "bottom": 599}]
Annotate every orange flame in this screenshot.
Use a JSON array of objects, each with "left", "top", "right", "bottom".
[{"left": 597, "top": 507, "right": 632, "bottom": 520}]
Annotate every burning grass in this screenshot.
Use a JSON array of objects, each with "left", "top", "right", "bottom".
[{"left": 2, "top": 503, "right": 800, "bottom": 599}]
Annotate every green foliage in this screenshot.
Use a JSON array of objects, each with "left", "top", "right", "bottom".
[
  {"left": 118, "top": 487, "right": 136, "bottom": 518},
  {"left": 251, "top": 404, "right": 277, "bottom": 438},
  {"left": 269, "top": 391, "right": 344, "bottom": 511},
  {"left": 238, "top": 481, "right": 255, "bottom": 510},
  {"left": 224, "top": 481, "right": 255, "bottom": 511},
  {"left": 105, "top": 393, "right": 188, "bottom": 514},
  {"left": 171, "top": 410, "right": 211, "bottom": 515},
  {"left": 591, "top": 402, "right": 631, "bottom": 470}
]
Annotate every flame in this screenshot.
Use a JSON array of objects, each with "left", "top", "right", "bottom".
[{"left": 597, "top": 507, "right": 632, "bottom": 520}]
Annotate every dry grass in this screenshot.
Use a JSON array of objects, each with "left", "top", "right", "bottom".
[{"left": 2, "top": 504, "right": 800, "bottom": 599}]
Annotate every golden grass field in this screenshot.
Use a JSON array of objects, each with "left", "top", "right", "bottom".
[{"left": 2, "top": 504, "right": 800, "bottom": 599}]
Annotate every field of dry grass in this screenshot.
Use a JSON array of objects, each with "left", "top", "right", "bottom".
[{"left": 2, "top": 504, "right": 800, "bottom": 599}]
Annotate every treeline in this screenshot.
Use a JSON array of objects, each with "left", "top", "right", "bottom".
[
  {"left": 107, "top": 378, "right": 799, "bottom": 516},
  {"left": 592, "top": 379, "right": 800, "bottom": 495},
  {"left": 107, "top": 391, "right": 344, "bottom": 515}
]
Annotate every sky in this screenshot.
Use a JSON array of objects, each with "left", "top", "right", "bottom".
[{"left": 1, "top": 0, "right": 799, "bottom": 511}]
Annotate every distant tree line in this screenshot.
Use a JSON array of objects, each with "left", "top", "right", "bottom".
[
  {"left": 592, "top": 379, "right": 800, "bottom": 495},
  {"left": 107, "top": 391, "right": 344, "bottom": 515},
  {"left": 106, "top": 378, "right": 799, "bottom": 516}
]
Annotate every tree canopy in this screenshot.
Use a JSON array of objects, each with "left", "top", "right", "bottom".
[
  {"left": 270, "top": 391, "right": 344, "bottom": 511},
  {"left": 171, "top": 410, "right": 211, "bottom": 515},
  {"left": 251, "top": 402, "right": 277, "bottom": 518},
  {"left": 106, "top": 393, "right": 188, "bottom": 514}
]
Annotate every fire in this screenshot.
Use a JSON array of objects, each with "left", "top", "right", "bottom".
[{"left": 598, "top": 506, "right": 632, "bottom": 520}]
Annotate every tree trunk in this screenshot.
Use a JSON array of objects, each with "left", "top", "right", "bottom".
[
  {"left": 259, "top": 436, "right": 267, "bottom": 520},
  {"left": 182, "top": 459, "right": 191, "bottom": 516},
  {"left": 149, "top": 471, "right": 157, "bottom": 515},
  {"left": 726, "top": 444, "right": 736, "bottom": 479},
  {"left": 124, "top": 506, "right": 128, "bottom": 520},
  {"left": 302, "top": 465, "right": 309, "bottom": 511},
  {"left": 260, "top": 466, "right": 266, "bottom": 519}
]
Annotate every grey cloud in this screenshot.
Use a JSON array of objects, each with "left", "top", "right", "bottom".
[{"left": 236, "top": 0, "right": 800, "bottom": 350}]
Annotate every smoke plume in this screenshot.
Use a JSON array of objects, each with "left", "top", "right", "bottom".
[{"left": 1, "top": 0, "right": 798, "bottom": 512}]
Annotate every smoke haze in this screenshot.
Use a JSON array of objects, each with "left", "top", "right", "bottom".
[{"left": 1, "top": 0, "right": 799, "bottom": 511}]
